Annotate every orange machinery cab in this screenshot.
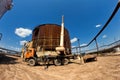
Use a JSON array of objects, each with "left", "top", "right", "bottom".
[{"left": 24, "top": 48, "right": 35, "bottom": 59}]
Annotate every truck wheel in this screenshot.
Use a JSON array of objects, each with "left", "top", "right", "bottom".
[
  {"left": 54, "top": 59, "right": 61, "bottom": 66},
  {"left": 28, "top": 58, "right": 36, "bottom": 66},
  {"left": 62, "top": 58, "right": 69, "bottom": 65}
]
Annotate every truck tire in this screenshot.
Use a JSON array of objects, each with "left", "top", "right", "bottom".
[
  {"left": 54, "top": 59, "right": 61, "bottom": 66},
  {"left": 62, "top": 58, "right": 69, "bottom": 65},
  {"left": 28, "top": 58, "right": 36, "bottom": 66}
]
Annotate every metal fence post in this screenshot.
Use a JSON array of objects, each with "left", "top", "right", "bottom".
[{"left": 95, "top": 39, "right": 99, "bottom": 55}]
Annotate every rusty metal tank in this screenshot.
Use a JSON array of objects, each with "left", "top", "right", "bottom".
[{"left": 32, "top": 24, "right": 71, "bottom": 54}]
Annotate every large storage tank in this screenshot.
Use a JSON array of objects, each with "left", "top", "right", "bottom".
[{"left": 32, "top": 24, "right": 71, "bottom": 54}]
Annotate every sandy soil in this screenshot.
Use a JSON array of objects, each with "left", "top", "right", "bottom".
[{"left": 0, "top": 53, "right": 120, "bottom": 80}]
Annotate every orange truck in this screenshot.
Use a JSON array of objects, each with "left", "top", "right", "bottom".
[{"left": 21, "top": 16, "right": 74, "bottom": 66}]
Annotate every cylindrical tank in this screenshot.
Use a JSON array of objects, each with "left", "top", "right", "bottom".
[{"left": 32, "top": 24, "right": 71, "bottom": 54}]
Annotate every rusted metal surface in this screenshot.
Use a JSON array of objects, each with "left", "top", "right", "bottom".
[
  {"left": 0, "top": 0, "right": 13, "bottom": 18},
  {"left": 32, "top": 24, "right": 71, "bottom": 54}
]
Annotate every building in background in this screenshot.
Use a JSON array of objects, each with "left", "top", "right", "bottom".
[{"left": 0, "top": 0, "right": 13, "bottom": 19}]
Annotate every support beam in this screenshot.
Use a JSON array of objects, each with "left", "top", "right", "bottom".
[
  {"left": 77, "top": 39, "right": 81, "bottom": 54},
  {"left": 95, "top": 39, "right": 99, "bottom": 55}
]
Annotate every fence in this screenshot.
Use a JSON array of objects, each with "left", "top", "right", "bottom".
[{"left": 72, "top": 1, "right": 120, "bottom": 55}]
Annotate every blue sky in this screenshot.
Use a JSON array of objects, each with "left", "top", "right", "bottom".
[{"left": 0, "top": 0, "right": 120, "bottom": 51}]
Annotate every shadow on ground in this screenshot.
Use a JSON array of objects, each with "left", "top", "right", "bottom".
[
  {"left": 0, "top": 53, "right": 18, "bottom": 64},
  {"left": 85, "top": 58, "right": 97, "bottom": 63}
]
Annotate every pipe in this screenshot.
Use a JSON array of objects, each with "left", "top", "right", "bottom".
[
  {"left": 55, "top": 16, "right": 65, "bottom": 51},
  {"left": 60, "top": 15, "right": 64, "bottom": 47}
]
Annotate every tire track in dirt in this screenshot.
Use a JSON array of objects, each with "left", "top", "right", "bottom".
[{"left": 0, "top": 55, "right": 120, "bottom": 80}]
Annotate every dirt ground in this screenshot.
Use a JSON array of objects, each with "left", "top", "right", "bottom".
[{"left": 0, "top": 53, "right": 120, "bottom": 80}]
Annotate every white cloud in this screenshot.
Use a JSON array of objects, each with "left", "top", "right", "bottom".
[
  {"left": 71, "top": 37, "right": 78, "bottom": 43},
  {"left": 102, "top": 35, "right": 107, "bottom": 39},
  {"left": 96, "top": 24, "right": 101, "bottom": 28},
  {"left": 80, "top": 43, "right": 87, "bottom": 46},
  {"left": 71, "top": 46, "right": 76, "bottom": 48},
  {"left": 15, "top": 27, "right": 32, "bottom": 38},
  {"left": 20, "top": 40, "right": 28, "bottom": 46}
]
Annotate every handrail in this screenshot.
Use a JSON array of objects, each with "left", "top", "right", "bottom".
[{"left": 80, "top": 1, "right": 120, "bottom": 48}]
